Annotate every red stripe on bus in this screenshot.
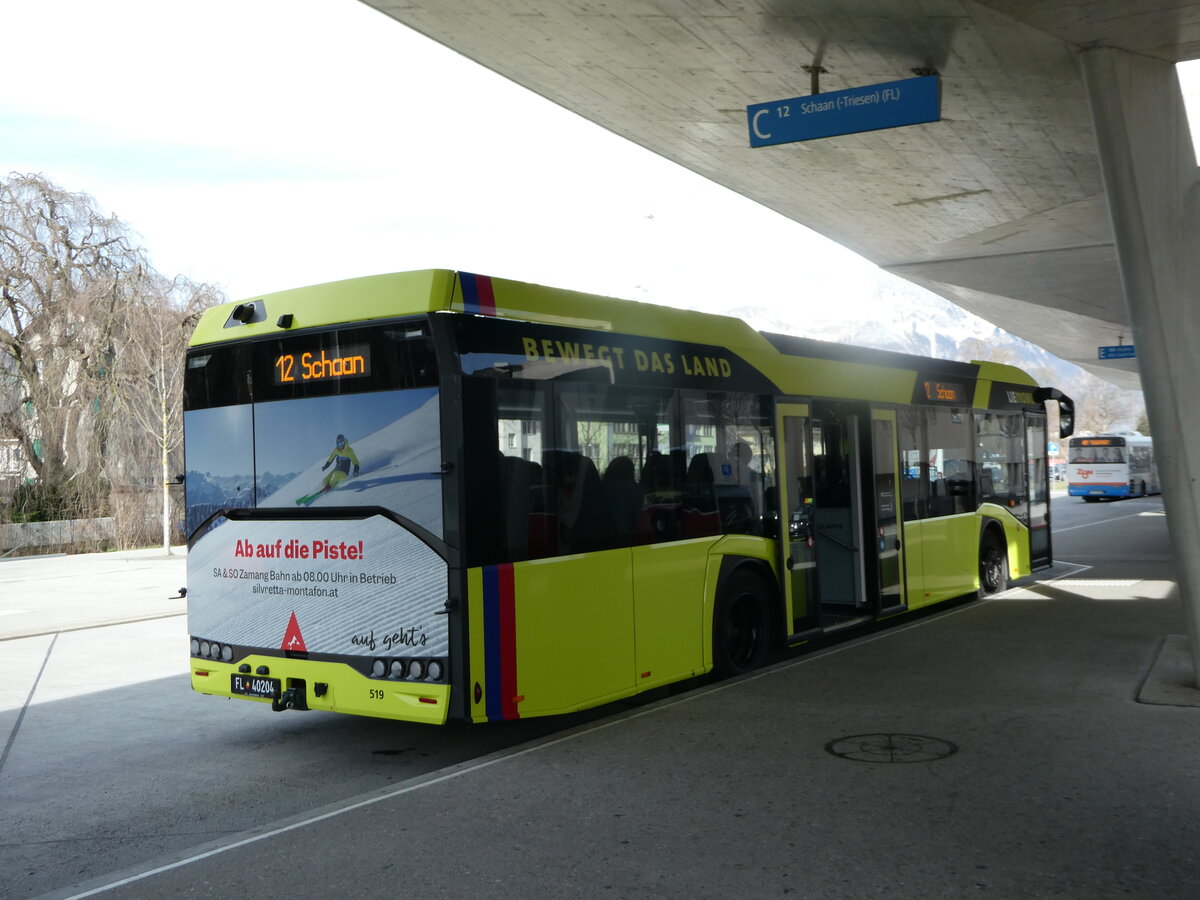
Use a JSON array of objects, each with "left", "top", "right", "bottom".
[
  {"left": 498, "top": 563, "right": 519, "bottom": 719},
  {"left": 476, "top": 274, "right": 497, "bottom": 315}
]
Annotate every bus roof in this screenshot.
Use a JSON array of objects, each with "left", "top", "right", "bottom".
[{"left": 190, "top": 269, "right": 1043, "bottom": 406}]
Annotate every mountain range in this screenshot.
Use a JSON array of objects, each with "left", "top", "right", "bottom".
[{"left": 726, "top": 276, "right": 1089, "bottom": 394}]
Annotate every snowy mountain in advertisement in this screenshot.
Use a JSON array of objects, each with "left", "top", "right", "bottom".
[{"left": 258, "top": 391, "right": 443, "bottom": 537}]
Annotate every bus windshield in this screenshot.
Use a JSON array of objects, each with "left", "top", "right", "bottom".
[
  {"left": 183, "top": 322, "right": 441, "bottom": 539},
  {"left": 1069, "top": 443, "right": 1125, "bottom": 464}
]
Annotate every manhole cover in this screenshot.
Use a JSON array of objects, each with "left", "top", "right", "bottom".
[{"left": 825, "top": 733, "right": 958, "bottom": 763}]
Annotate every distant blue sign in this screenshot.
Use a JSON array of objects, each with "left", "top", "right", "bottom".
[
  {"left": 1098, "top": 345, "right": 1136, "bottom": 360},
  {"left": 748, "top": 75, "right": 940, "bottom": 148}
]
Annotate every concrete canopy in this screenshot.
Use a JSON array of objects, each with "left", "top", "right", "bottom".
[{"left": 364, "top": 0, "right": 1200, "bottom": 390}]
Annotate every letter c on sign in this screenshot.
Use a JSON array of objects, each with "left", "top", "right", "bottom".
[{"left": 752, "top": 109, "right": 772, "bottom": 140}]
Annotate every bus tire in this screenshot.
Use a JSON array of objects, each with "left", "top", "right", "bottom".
[
  {"left": 713, "top": 569, "right": 772, "bottom": 678},
  {"left": 978, "top": 530, "right": 1009, "bottom": 597}
]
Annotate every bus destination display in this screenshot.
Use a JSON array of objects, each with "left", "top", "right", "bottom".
[
  {"left": 274, "top": 344, "right": 371, "bottom": 384},
  {"left": 921, "top": 380, "right": 964, "bottom": 403}
]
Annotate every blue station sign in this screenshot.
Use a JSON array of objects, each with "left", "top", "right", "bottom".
[
  {"left": 1098, "top": 344, "right": 1136, "bottom": 360},
  {"left": 747, "top": 74, "right": 941, "bottom": 148}
]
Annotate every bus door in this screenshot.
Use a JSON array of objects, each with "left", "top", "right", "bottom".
[
  {"left": 871, "top": 408, "right": 907, "bottom": 614},
  {"left": 1025, "top": 412, "right": 1052, "bottom": 567},
  {"left": 778, "top": 403, "right": 818, "bottom": 636},
  {"left": 778, "top": 402, "right": 870, "bottom": 638},
  {"left": 811, "top": 402, "right": 869, "bottom": 627}
]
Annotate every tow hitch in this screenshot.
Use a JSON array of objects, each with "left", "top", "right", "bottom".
[{"left": 271, "top": 682, "right": 309, "bottom": 712}]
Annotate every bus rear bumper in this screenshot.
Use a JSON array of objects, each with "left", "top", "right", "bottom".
[
  {"left": 190, "top": 655, "right": 451, "bottom": 725},
  {"left": 1068, "top": 483, "right": 1127, "bottom": 498}
]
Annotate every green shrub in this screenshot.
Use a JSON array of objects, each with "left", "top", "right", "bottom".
[{"left": 10, "top": 478, "right": 110, "bottom": 522}]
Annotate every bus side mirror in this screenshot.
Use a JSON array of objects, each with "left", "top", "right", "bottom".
[
  {"left": 1034, "top": 387, "right": 1074, "bottom": 439},
  {"left": 1058, "top": 404, "right": 1075, "bottom": 440}
]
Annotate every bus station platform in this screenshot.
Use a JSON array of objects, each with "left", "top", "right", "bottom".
[
  {"left": 13, "top": 528, "right": 1200, "bottom": 899},
  {"left": 0, "top": 547, "right": 187, "bottom": 641}
]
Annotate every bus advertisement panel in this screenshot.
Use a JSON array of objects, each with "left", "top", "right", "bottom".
[{"left": 189, "top": 515, "right": 447, "bottom": 663}]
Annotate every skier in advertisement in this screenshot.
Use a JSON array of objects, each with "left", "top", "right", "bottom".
[{"left": 296, "top": 434, "right": 360, "bottom": 505}]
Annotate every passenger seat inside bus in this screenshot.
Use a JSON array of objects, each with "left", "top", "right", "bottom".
[
  {"left": 544, "top": 450, "right": 616, "bottom": 554},
  {"left": 603, "top": 456, "right": 643, "bottom": 537},
  {"left": 682, "top": 454, "right": 720, "bottom": 537}
]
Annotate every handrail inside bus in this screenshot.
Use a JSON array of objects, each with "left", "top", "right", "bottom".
[{"left": 817, "top": 530, "right": 859, "bottom": 553}]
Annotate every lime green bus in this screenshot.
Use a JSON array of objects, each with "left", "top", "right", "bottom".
[{"left": 183, "top": 270, "right": 1073, "bottom": 725}]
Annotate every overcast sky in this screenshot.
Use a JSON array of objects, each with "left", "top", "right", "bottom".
[
  {"left": 0, "top": 0, "right": 896, "bottom": 320},
  {"left": 4, "top": 0, "right": 1199, "bottom": 320}
]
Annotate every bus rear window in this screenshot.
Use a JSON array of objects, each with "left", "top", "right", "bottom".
[
  {"left": 1069, "top": 444, "right": 1125, "bottom": 464},
  {"left": 185, "top": 346, "right": 251, "bottom": 410}
]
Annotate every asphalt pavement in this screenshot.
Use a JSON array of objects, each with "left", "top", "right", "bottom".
[
  {"left": 6, "top": 501, "right": 1200, "bottom": 900},
  {"left": 0, "top": 547, "right": 186, "bottom": 641}
]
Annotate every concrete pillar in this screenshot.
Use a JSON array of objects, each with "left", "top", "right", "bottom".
[{"left": 1080, "top": 47, "right": 1200, "bottom": 685}]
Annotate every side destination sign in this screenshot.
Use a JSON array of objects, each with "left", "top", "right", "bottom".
[{"left": 748, "top": 75, "right": 940, "bottom": 147}]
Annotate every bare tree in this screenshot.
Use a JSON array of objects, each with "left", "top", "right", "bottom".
[
  {"left": 1073, "top": 377, "right": 1137, "bottom": 434},
  {"left": 0, "top": 173, "right": 225, "bottom": 550},
  {"left": 110, "top": 272, "right": 222, "bottom": 552},
  {"left": 0, "top": 173, "right": 145, "bottom": 517},
  {"left": 959, "top": 337, "right": 1019, "bottom": 367}
]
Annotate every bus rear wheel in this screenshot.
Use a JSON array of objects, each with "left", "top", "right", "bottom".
[
  {"left": 978, "top": 533, "right": 1009, "bottom": 597},
  {"left": 713, "top": 570, "right": 771, "bottom": 678}
]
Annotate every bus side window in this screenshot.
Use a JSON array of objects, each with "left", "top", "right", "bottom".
[
  {"left": 718, "top": 437, "right": 769, "bottom": 536},
  {"left": 603, "top": 456, "right": 643, "bottom": 537},
  {"left": 490, "top": 380, "right": 552, "bottom": 563},
  {"left": 682, "top": 453, "right": 721, "bottom": 538},
  {"left": 925, "top": 407, "right": 973, "bottom": 516},
  {"left": 899, "top": 406, "right": 925, "bottom": 521},
  {"left": 639, "top": 450, "right": 682, "bottom": 542},
  {"left": 498, "top": 453, "right": 532, "bottom": 559},
  {"left": 543, "top": 450, "right": 615, "bottom": 554}
]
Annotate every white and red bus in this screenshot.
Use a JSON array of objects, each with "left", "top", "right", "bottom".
[{"left": 1067, "top": 433, "right": 1158, "bottom": 500}]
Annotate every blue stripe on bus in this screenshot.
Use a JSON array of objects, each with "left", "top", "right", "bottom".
[
  {"left": 481, "top": 564, "right": 518, "bottom": 721},
  {"left": 461, "top": 272, "right": 496, "bottom": 316},
  {"left": 1069, "top": 484, "right": 1129, "bottom": 497},
  {"left": 482, "top": 565, "right": 502, "bottom": 721}
]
